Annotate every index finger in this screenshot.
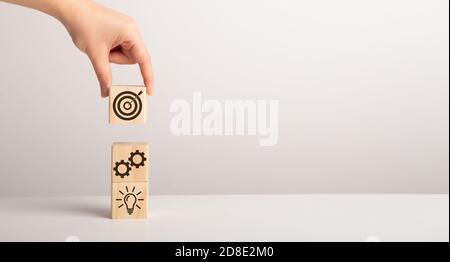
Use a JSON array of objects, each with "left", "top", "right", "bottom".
[
  {"left": 128, "top": 35, "right": 154, "bottom": 95},
  {"left": 139, "top": 54, "right": 153, "bottom": 96}
]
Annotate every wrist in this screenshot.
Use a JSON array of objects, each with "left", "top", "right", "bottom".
[{"left": 51, "top": 0, "right": 92, "bottom": 27}]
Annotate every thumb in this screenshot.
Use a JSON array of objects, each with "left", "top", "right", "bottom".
[{"left": 89, "top": 50, "right": 112, "bottom": 97}]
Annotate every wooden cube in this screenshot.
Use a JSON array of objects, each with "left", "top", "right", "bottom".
[
  {"left": 109, "top": 85, "right": 147, "bottom": 124},
  {"left": 112, "top": 142, "right": 149, "bottom": 183},
  {"left": 112, "top": 182, "right": 148, "bottom": 219}
]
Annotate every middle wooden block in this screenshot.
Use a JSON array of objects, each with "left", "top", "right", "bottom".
[{"left": 112, "top": 142, "right": 149, "bottom": 183}]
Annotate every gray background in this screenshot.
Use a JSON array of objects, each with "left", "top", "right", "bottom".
[{"left": 0, "top": 0, "right": 448, "bottom": 197}]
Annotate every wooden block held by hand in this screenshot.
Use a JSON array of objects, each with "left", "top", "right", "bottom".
[
  {"left": 112, "top": 182, "right": 148, "bottom": 219},
  {"left": 112, "top": 142, "right": 149, "bottom": 183},
  {"left": 109, "top": 85, "right": 147, "bottom": 124}
]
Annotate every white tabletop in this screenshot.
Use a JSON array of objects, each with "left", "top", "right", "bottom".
[{"left": 0, "top": 194, "right": 447, "bottom": 242}]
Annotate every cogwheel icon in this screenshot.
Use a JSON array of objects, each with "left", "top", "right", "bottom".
[
  {"left": 128, "top": 150, "right": 147, "bottom": 169},
  {"left": 113, "top": 160, "right": 132, "bottom": 178}
]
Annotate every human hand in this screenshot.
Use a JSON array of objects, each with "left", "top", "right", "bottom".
[{"left": 58, "top": 0, "right": 153, "bottom": 97}]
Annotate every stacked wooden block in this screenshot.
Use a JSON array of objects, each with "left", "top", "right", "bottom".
[{"left": 109, "top": 85, "right": 148, "bottom": 219}]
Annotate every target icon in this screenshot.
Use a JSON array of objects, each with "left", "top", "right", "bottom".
[{"left": 112, "top": 90, "right": 143, "bottom": 121}]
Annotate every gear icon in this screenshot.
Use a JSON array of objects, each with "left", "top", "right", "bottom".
[
  {"left": 113, "top": 160, "right": 132, "bottom": 178},
  {"left": 128, "top": 150, "right": 147, "bottom": 169}
]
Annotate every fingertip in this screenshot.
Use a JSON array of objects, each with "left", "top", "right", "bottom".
[
  {"left": 100, "top": 86, "right": 109, "bottom": 97},
  {"left": 145, "top": 82, "right": 153, "bottom": 96},
  {"left": 145, "top": 81, "right": 153, "bottom": 96}
]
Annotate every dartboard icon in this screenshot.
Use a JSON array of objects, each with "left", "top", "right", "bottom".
[{"left": 113, "top": 90, "right": 143, "bottom": 121}]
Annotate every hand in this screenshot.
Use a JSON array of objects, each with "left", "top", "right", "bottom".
[{"left": 59, "top": 0, "right": 153, "bottom": 97}]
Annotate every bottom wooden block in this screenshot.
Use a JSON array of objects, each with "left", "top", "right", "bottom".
[{"left": 112, "top": 182, "right": 148, "bottom": 219}]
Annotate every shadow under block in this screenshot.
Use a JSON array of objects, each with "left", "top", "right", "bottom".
[
  {"left": 109, "top": 85, "right": 147, "bottom": 124},
  {"left": 112, "top": 142, "right": 149, "bottom": 183},
  {"left": 112, "top": 182, "right": 148, "bottom": 219}
]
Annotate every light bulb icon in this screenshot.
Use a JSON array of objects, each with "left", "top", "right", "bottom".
[
  {"left": 116, "top": 185, "right": 144, "bottom": 215},
  {"left": 124, "top": 193, "right": 137, "bottom": 215}
]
